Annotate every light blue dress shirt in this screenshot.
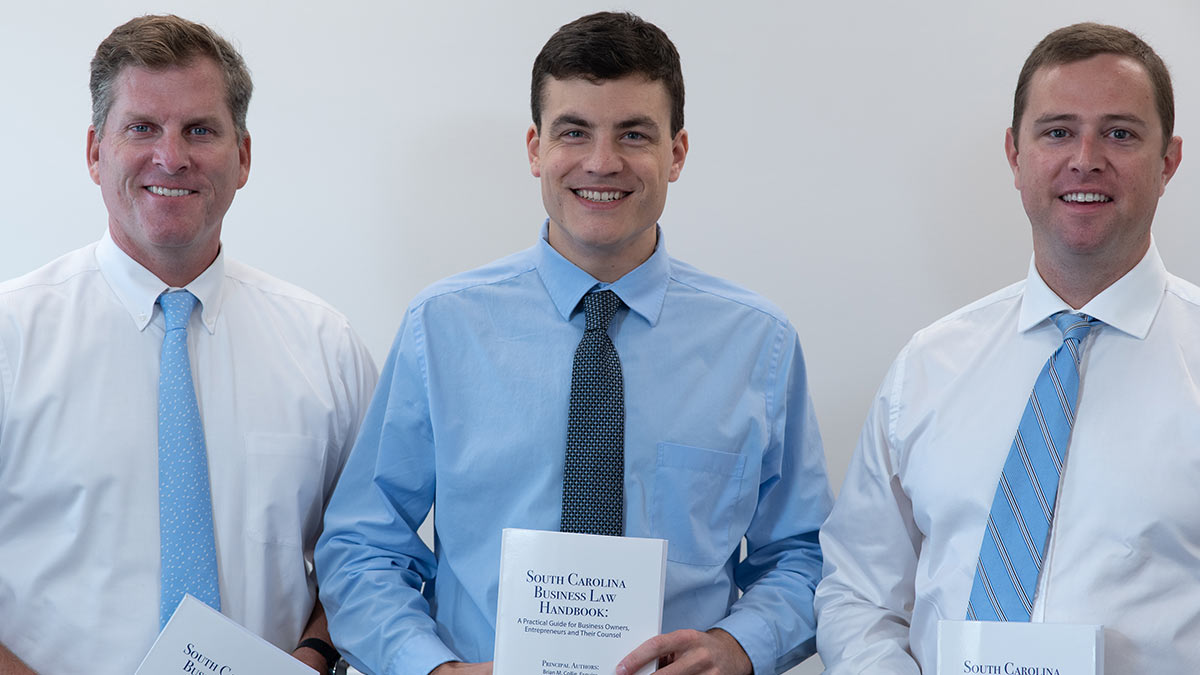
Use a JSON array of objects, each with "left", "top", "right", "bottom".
[{"left": 316, "top": 226, "right": 833, "bottom": 675}]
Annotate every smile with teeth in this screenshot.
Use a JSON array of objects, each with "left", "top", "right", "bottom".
[
  {"left": 574, "top": 189, "right": 629, "bottom": 203},
  {"left": 1060, "top": 192, "right": 1111, "bottom": 203},
  {"left": 146, "top": 185, "right": 194, "bottom": 197}
]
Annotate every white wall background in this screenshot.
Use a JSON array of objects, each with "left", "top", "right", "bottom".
[{"left": 2, "top": 2, "right": 1197, "bottom": 672}]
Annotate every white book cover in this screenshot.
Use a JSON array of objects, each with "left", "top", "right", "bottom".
[
  {"left": 493, "top": 528, "right": 667, "bottom": 675},
  {"left": 937, "top": 619, "right": 1104, "bottom": 675},
  {"left": 135, "top": 594, "right": 314, "bottom": 675}
]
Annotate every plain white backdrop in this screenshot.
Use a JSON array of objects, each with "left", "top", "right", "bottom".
[{"left": 2, "top": 2, "right": 1197, "bottom": 673}]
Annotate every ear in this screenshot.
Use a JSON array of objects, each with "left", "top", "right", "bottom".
[
  {"left": 526, "top": 124, "right": 542, "bottom": 178},
  {"left": 86, "top": 125, "right": 102, "bottom": 186},
  {"left": 236, "top": 132, "right": 252, "bottom": 189},
  {"left": 668, "top": 129, "right": 689, "bottom": 183},
  {"left": 1159, "top": 135, "right": 1183, "bottom": 195},
  {"left": 1004, "top": 127, "right": 1020, "bottom": 190}
]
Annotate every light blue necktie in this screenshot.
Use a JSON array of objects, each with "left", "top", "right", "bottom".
[
  {"left": 157, "top": 290, "right": 220, "bottom": 628},
  {"left": 967, "top": 312, "right": 1100, "bottom": 622}
]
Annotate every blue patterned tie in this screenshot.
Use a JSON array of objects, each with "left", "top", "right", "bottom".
[
  {"left": 157, "top": 291, "right": 220, "bottom": 628},
  {"left": 560, "top": 290, "right": 625, "bottom": 536},
  {"left": 967, "top": 312, "right": 1101, "bottom": 622}
]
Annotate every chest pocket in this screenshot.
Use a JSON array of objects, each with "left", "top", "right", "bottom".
[
  {"left": 243, "top": 432, "right": 328, "bottom": 548},
  {"left": 650, "top": 442, "right": 749, "bottom": 566}
]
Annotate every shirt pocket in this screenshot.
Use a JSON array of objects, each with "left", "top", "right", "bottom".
[
  {"left": 650, "top": 442, "right": 748, "bottom": 566},
  {"left": 243, "top": 432, "right": 328, "bottom": 548}
]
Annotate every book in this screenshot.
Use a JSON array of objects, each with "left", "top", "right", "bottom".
[
  {"left": 493, "top": 528, "right": 668, "bottom": 675},
  {"left": 937, "top": 619, "right": 1104, "bottom": 675},
  {"left": 134, "top": 594, "right": 314, "bottom": 675}
]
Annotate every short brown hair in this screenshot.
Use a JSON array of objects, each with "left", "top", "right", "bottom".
[
  {"left": 531, "top": 11, "right": 685, "bottom": 137},
  {"left": 90, "top": 14, "right": 252, "bottom": 138},
  {"left": 1012, "top": 22, "right": 1174, "bottom": 151}
]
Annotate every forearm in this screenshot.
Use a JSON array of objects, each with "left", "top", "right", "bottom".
[
  {"left": 720, "top": 533, "right": 823, "bottom": 673},
  {"left": 292, "top": 599, "right": 335, "bottom": 672},
  {"left": 0, "top": 642, "right": 35, "bottom": 675}
]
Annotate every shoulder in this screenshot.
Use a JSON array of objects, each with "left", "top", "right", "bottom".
[
  {"left": 1164, "top": 273, "right": 1200, "bottom": 310},
  {"left": 407, "top": 249, "right": 539, "bottom": 312},
  {"left": 222, "top": 258, "right": 357, "bottom": 333},
  {"left": 0, "top": 244, "right": 100, "bottom": 301},
  {"left": 880, "top": 280, "right": 1025, "bottom": 406},
  {"left": 665, "top": 256, "right": 791, "bottom": 328},
  {"left": 905, "top": 280, "right": 1024, "bottom": 353}
]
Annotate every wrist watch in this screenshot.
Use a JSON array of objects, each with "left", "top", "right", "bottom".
[{"left": 297, "top": 637, "right": 343, "bottom": 675}]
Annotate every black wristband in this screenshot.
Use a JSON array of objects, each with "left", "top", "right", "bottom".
[{"left": 297, "top": 637, "right": 340, "bottom": 673}]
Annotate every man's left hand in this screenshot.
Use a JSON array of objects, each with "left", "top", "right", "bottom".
[{"left": 616, "top": 628, "right": 752, "bottom": 675}]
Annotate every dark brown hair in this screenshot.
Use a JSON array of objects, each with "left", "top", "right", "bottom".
[
  {"left": 531, "top": 11, "right": 684, "bottom": 137},
  {"left": 1012, "top": 22, "right": 1173, "bottom": 151}
]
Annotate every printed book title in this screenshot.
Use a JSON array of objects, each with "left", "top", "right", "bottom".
[{"left": 525, "top": 569, "right": 629, "bottom": 619}]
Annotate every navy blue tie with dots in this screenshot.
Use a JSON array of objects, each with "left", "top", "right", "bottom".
[
  {"left": 560, "top": 290, "right": 625, "bottom": 536},
  {"left": 157, "top": 291, "right": 221, "bottom": 628}
]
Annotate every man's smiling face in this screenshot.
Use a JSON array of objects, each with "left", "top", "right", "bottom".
[
  {"left": 527, "top": 75, "right": 687, "bottom": 282},
  {"left": 1006, "top": 53, "right": 1181, "bottom": 282},
  {"left": 88, "top": 56, "right": 250, "bottom": 282}
]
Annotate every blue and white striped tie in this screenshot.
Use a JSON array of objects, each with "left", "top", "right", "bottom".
[
  {"left": 157, "top": 290, "right": 221, "bottom": 628},
  {"left": 967, "top": 311, "right": 1100, "bottom": 622}
]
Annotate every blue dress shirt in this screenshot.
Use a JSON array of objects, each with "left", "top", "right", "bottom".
[{"left": 316, "top": 226, "right": 833, "bottom": 675}]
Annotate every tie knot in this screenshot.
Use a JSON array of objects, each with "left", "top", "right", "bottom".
[
  {"left": 159, "top": 291, "right": 198, "bottom": 331},
  {"left": 583, "top": 290, "right": 622, "bottom": 332},
  {"left": 1053, "top": 311, "right": 1100, "bottom": 343}
]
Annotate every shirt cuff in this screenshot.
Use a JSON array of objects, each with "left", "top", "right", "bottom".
[
  {"left": 713, "top": 610, "right": 776, "bottom": 675},
  {"left": 384, "top": 631, "right": 461, "bottom": 675}
]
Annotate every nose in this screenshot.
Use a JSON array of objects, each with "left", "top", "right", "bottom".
[
  {"left": 152, "top": 133, "right": 190, "bottom": 174},
  {"left": 582, "top": 140, "right": 623, "bottom": 175},
  {"left": 1069, "top": 134, "right": 1104, "bottom": 174}
]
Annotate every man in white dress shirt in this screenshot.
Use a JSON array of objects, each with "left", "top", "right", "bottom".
[
  {"left": 815, "top": 23, "right": 1196, "bottom": 674},
  {"left": 0, "top": 15, "right": 376, "bottom": 675}
]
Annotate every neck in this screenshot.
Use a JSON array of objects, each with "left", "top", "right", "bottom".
[
  {"left": 110, "top": 231, "right": 218, "bottom": 288},
  {"left": 547, "top": 225, "right": 657, "bottom": 284},
  {"left": 1035, "top": 245, "right": 1146, "bottom": 309}
]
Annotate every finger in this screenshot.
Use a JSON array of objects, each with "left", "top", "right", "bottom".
[{"left": 617, "top": 631, "right": 696, "bottom": 675}]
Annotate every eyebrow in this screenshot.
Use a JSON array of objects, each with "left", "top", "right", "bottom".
[
  {"left": 549, "top": 114, "right": 592, "bottom": 131},
  {"left": 1032, "top": 112, "right": 1148, "bottom": 127},
  {"left": 548, "top": 114, "right": 661, "bottom": 133},
  {"left": 113, "top": 109, "right": 229, "bottom": 128},
  {"left": 615, "top": 116, "right": 660, "bottom": 132}
]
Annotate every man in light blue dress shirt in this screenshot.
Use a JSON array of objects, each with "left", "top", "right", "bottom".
[{"left": 316, "top": 11, "right": 833, "bottom": 675}]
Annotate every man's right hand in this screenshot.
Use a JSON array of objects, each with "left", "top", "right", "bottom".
[{"left": 430, "top": 661, "right": 493, "bottom": 675}]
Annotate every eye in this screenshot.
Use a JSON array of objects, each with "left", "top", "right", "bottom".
[
  {"left": 189, "top": 127, "right": 213, "bottom": 136},
  {"left": 129, "top": 124, "right": 151, "bottom": 133},
  {"left": 623, "top": 131, "right": 645, "bottom": 141},
  {"left": 563, "top": 129, "right": 584, "bottom": 139},
  {"left": 1047, "top": 128, "right": 1069, "bottom": 139},
  {"left": 1109, "top": 128, "right": 1131, "bottom": 140}
]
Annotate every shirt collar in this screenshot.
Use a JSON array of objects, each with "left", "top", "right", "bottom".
[
  {"left": 1018, "top": 239, "right": 1167, "bottom": 339},
  {"left": 534, "top": 220, "right": 670, "bottom": 327},
  {"left": 95, "top": 229, "right": 226, "bottom": 334}
]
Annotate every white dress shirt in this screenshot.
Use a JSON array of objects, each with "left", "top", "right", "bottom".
[
  {"left": 0, "top": 232, "right": 377, "bottom": 674},
  {"left": 815, "top": 242, "right": 1200, "bottom": 675}
]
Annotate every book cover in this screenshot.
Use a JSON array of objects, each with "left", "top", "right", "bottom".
[
  {"left": 937, "top": 619, "right": 1104, "bottom": 675},
  {"left": 135, "top": 594, "right": 314, "bottom": 675},
  {"left": 493, "top": 528, "right": 668, "bottom": 675}
]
